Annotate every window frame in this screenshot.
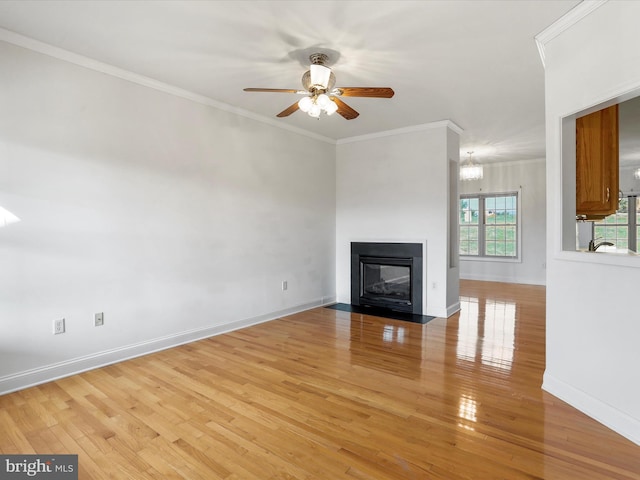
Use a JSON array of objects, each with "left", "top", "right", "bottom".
[{"left": 459, "top": 191, "right": 521, "bottom": 262}]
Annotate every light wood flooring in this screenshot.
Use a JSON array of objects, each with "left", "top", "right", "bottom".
[{"left": 1, "top": 280, "right": 638, "bottom": 479}]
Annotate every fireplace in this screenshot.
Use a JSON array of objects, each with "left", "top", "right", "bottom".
[{"left": 351, "top": 242, "right": 423, "bottom": 315}]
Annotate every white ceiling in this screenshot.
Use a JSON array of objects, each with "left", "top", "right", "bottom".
[{"left": 0, "top": 0, "right": 582, "bottom": 163}]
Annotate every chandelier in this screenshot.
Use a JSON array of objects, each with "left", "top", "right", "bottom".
[{"left": 460, "top": 151, "right": 483, "bottom": 181}]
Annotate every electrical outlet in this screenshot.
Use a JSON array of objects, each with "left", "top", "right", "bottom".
[
  {"left": 282, "top": 280, "right": 288, "bottom": 291},
  {"left": 94, "top": 312, "right": 104, "bottom": 327},
  {"left": 53, "top": 318, "right": 65, "bottom": 335}
]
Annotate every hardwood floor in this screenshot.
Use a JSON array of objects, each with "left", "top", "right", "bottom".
[{"left": 1, "top": 280, "right": 638, "bottom": 479}]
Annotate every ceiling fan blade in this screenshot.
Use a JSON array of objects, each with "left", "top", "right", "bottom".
[
  {"left": 244, "top": 88, "right": 307, "bottom": 94},
  {"left": 332, "top": 97, "right": 359, "bottom": 120},
  {"left": 335, "top": 87, "right": 395, "bottom": 98},
  {"left": 276, "top": 102, "right": 300, "bottom": 118}
]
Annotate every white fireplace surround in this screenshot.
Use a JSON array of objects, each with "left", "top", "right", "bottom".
[{"left": 336, "top": 121, "right": 461, "bottom": 319}]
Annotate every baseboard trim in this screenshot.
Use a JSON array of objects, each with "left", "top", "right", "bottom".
[
  {"left": 446, "top": 301, "right": 461, "bottom": 318},
  {"left": 543, "top": 373, "right": 640, "bottom": 446},
  {"left": 0, "top": 297, "right": 333, "bottom": 396}
]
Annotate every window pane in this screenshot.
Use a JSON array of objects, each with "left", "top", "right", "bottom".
[
  {"left": 617, "top": 226, "right": 628, "bottom": 239},
  {"left": 617, "top": 239, "right": 629, "bottom": 249},
  {"left": 461, "top": 241, "right": 479, "bottom": 255},
  {"left": 460, "top": 225, "right": 479, "bottom": 256},
  {"left": 505, "top": 242, "right": 516, "bottom": 256},
  {"left": 460, "top": 209, "right": 478, "bottom": 225},
  {"left": 460, "top": 198, "right": 468, "bottom": 218},
  {"left": 460, "top": 197, "right": 479, "bottom": 225},
  {"left": 486, "top": 242, "right": 496, "bottom": 255}
]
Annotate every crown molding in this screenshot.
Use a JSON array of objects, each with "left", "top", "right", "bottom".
[
  {"left": 0, "top": 26, "right": 465, "bottom": 148},
  {"left": 0, "top": 27, "right": 335, "bottom": 145},
  {"left": 336, "top": 120, "right": 464, "bottom": 145},
  {"left": 535, "top": 0, "right": 608, "bottom": 69}
]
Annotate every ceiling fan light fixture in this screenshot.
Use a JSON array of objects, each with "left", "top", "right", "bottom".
[
  {"left": 308, "top": 103, "right": 322, "bottom": 118},
  {"left": 298, "top": 93, "right": 339, "bottom": 118},
  {"left": 316, "top": 93, "right": 330, "bottom": 108},
  {"left": 325, "top": 100, "right": 339, "bottom": 115},
  {"left": 310, "top": 64, "right": 331, "bottom": 89},
  {"left": 634, "top": 167, "right": 640, "bottom": 180},
  {"left": 460, "top": 151, "right": 483, "bottom": 181},
  {"left": 298, "top": 96, "right": 313, "bottom": 113}
]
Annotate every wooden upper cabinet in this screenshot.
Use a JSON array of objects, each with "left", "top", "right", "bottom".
[{"left": 576, "top": 104, "right": 619, "bottom": 220}]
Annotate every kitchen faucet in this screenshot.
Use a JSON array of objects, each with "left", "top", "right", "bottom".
[{"left": 588, "top": 238, "right": 614, "bottom": 251}]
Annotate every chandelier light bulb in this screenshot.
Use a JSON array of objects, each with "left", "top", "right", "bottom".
[{"left": 460, "top": 151, "right": 483, "bottom": 181}]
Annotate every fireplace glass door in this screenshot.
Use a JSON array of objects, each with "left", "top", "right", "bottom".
[{"left": 360, "top": 257, "right": 412, "bottom": 308}]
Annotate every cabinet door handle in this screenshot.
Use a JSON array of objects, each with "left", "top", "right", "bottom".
[{"left": 607, "top": 187, "right": 610, "bottom": 202}]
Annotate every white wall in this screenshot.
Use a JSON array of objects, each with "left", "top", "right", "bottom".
[
  {"left": 335, "top": 124, "right": 460, "bottom": 318},
  {"left": 459, "top": 159, "right": 546, "bottom": 285},
  {"left": 539, "top": 0, "right": 640, "bottom": 444},
  {"left": 0, "top": 41, "right": 336, "bottom": 393}
]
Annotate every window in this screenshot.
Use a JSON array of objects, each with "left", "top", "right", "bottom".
[
  {"left": 593, "top": 196, "right": 638, "bottom": 251},
  {"left": 460, "top": 193, "right": 518, "bottom": 258}
]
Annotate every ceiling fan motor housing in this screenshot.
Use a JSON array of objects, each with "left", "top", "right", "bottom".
[{"left": 309, "top": 53, "right": 329, "bottom": 66}]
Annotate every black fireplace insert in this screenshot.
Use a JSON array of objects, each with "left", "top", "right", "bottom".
[{"left": 351, "top": 242, "right": 423, "bottom": 314}]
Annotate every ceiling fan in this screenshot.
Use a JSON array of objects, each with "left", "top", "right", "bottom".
[{"left": 243, "top": 53, "right": 394, "bottom": 120}]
